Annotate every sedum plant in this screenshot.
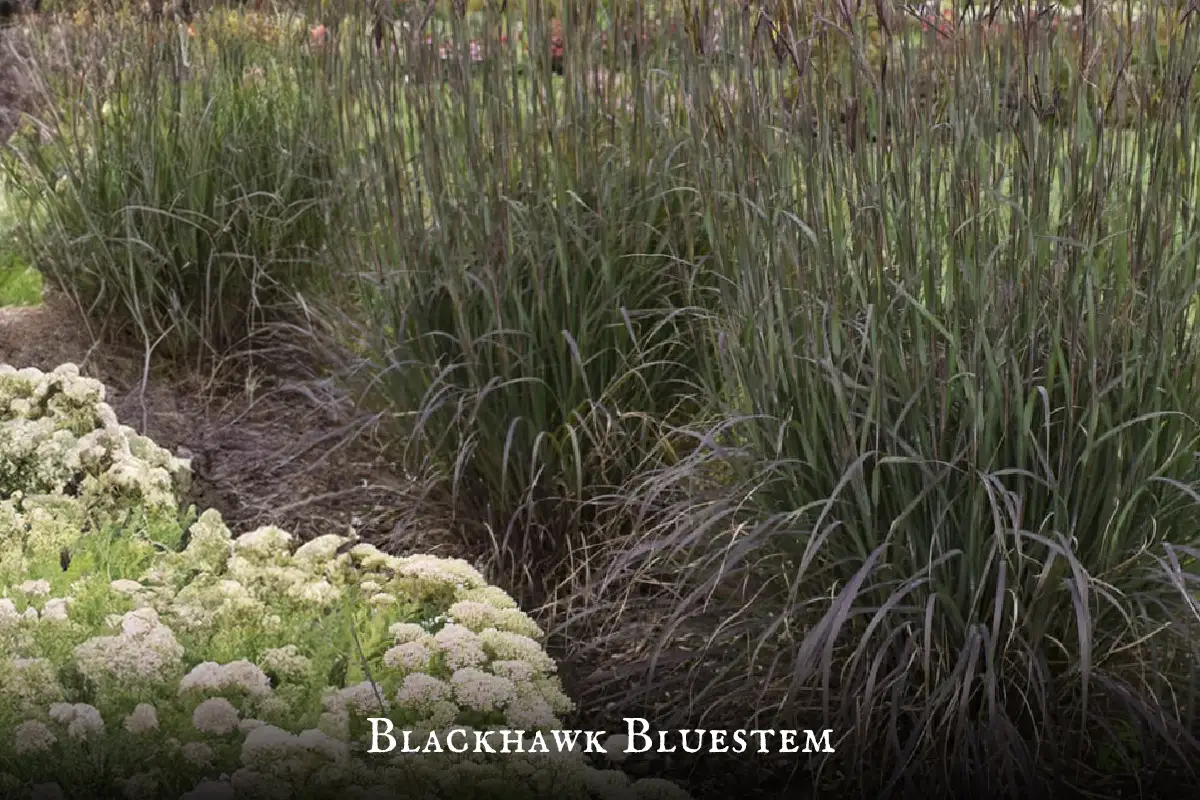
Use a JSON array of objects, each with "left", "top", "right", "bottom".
[{"left": 0, "top": 363, "right": 686, "bottom": 800}]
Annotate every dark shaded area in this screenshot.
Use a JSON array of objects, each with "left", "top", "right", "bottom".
[{"left": 0, "top": 0, "right": 39, "bottom": 25}]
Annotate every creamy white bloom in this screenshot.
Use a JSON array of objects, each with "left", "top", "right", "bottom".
[
  {"left": 70, "top": 706, "right": 106, "bottom": 741},
  {"left": 259, "top": 645, "right": 311, "bottom": 683},
  {"left": 4, "top": 657, "right": 64, "bottom": 715},
  {"left": 292, "top": 534, "right": 348, "bottom": 564},
  {"left": 505, "top": 690, "right": 560, "bottom": 730},
  {"left": 328, "top": 681, "right": 387, "bottom": 715},
  {"left": 388, "top": 622, "right": 427, "bottom": 644},
  {"left": 394, "top": 674, "right": 451, "bottom": 712},
  {"left": 124, "top": 703, "right": 159, "bottom": 734},
  {"left": 0, "top": 598, "right": 21, "bottom": 624},
  {"left": 316, "top": 710, "right": 349, "bottom": 740},
  {"left": 530, "top": 677, "right": 575, "bottom": 715},
  {"left": 182, "top": 741, "right": 215, "bottom": 768},
  {"left": 455, "top": 585, "right": 519, "bottom": 610},
  {"left": 478, "top": 628, "right": 557, "bottom": 674},
  {"left": 48, "top": 702, "right": 105, "bottom": 741},
  {"left": 39, "top": 598, "right": 69, "bottom": 622},
  {"left": 347, "top": 544, "right": 402, "bottom": 571},
  {"left": 432, "top": 623, "right": 487, "bottom": 670},
  {"left": 297, "top": 728, "right": 349, "bottom": 762},
  {"left": 233, "top": 526, "right": 293, "bottom": 560},
  {"left": 169, "top": 578, "right": 265, "bottom": 632},
  {"left": 292, "top": 579, "right": 340, "bottom": 605},
  {"left": 255, "top": 695, "right": 291, "bottom": 722},
  {"left": 179, "top": 660, "right": 273, "bottom": 698},
  {"left": 397, "top": 554, "right": 486, "bottom": 588},
  {"left": 490, "top": 660, "right": 536, "bottom": 683},
  {"left": 19, "top": 579, "right": 51, "bottom": 596},
  {"left": 193, "top": 697, "right": 240, "bottom": 736},
  {"left": 240, "top": 724, "right": 299, "bottom": 771},
  {"left": 383, "top": 641, "right": 431, "bottom": 672},
  {"left": 180, "top": 510, "right": 234, "bottom": 572},
  {"left": 422, "top": 700, "right": 460, "bottom": 728},
  {"left": 74, "top": 610, "right": 185, "bottom": 691},
  {"left": 14, "top": 720, "right": 56, "bottom": 754},
  {"left": 446, "top": 600, "right": 501, "bottom": 631},
  {"left": 450, "top": 667, "right": 516, "bottom": 713},
  {"left": 120, "top": 607, "right": 160, "bottom": 636}
]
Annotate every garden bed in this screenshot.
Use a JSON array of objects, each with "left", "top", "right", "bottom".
[{"left": 0, "top": 360, "right": 692, "bottom": 799}]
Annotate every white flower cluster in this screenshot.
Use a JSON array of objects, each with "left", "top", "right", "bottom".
[
  {"left": 0, "top": 364, "right": 192, "bottom": 585},
  {"left": 0, "top": 362, "right": 691, "bottom": 800},
  {"left": 0, "top": 363, "right": 190, "bottom": 504},
  {"left": 74, "top": 607, "right": 187, "bottom": 695}
]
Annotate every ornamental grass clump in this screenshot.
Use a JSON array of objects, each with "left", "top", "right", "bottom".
[
  {"left": 571, "top": 1, "right": 1200, "bottom": 796},
  {"left": 2, "top": 14, "right": 340, "bottom": 365},
  {"left": 318, "top": 0, "right": 718, "bottom": 601},
  {"left": 0, "top": 363, "right": 687, "bottom": 800}
]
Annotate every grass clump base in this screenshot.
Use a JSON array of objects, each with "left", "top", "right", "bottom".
[{"left": 0, "top": 362, "right": 686, "bottom": 800}]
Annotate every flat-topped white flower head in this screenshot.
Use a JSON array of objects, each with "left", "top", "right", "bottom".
[
  {"left": 194, "top": 697, "right": 241, "bottom": 736},
  {"left": 13, "top": 721, "right": 56, "bottom": 755},
  {"left": 74, "top": 614, "right": 185, "bottom": 693},
  {"left": 179, "top": 660, "right": 273, "bottom": 699},
  {"left": 47, "top": 702, "right": 105, "bottom": 741},
  {"left": 123, "top": 703, "right": 159, "bottom": 734},
  {"left": 233, "top": 526, "right": 294, "bottom": 561}
]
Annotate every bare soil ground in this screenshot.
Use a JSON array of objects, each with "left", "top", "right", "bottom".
[{"left": 0, "top": 294, "right": 461, "bottom": 557}]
